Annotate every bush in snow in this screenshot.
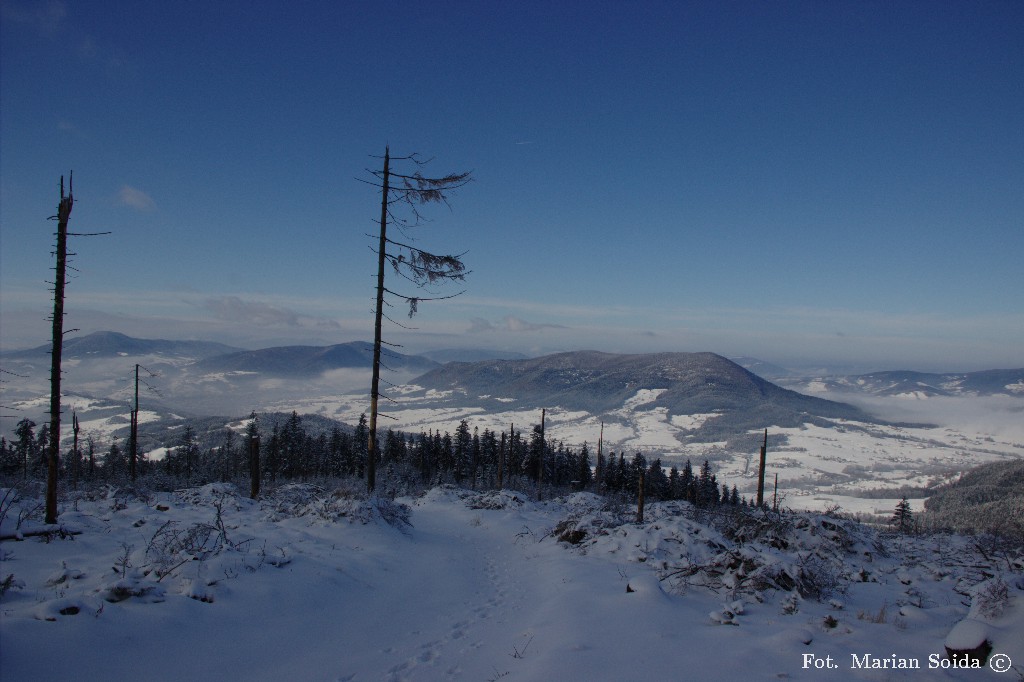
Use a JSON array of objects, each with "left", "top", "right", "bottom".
[
  {"left": 971, "top": 577, "right": 1010, "bottom": 619},
  {"left": 262, "top": 482, "right": 411, "bottom": 528}
]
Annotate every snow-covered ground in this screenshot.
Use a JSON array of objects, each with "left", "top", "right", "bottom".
[
  {"left": 260, "top": 388, "right": 1023, "bottom": 514},
  {"left": 2, "top": 484, "right": 1021, "bottom": 681},
  {"left": 6, "top": 386, "right": 1023, "bottom": 516}
]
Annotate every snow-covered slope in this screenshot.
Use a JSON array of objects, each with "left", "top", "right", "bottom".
[{"left": 2, "top": 484, "right": 1021, "bottom": 681}]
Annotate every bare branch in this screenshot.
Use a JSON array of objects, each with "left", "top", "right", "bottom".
[{"left": 381, "top": 309, "right": 418, "bottom": 330}]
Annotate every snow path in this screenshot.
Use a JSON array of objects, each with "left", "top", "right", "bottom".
[{"left": 3, "top": 487, "right": 1021, "bottom": 681}]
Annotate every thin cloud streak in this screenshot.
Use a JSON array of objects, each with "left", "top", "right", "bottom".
[
  {"left": 468, "top": 316, "right": 566, "bottom": 334},
  {"left": 1, "top": 0, "right": 67, "bottom": 38},
  {"left": 2, "top": 282, "right": 1022, "bottom": 372},
  {"left": 118, "top": 185, "right": 155, "bottom": 211},
  {"left": 458, "top": 295, "right": 1024, "bottom": 344},
  {"left": 203, "top": 296, "right": 300, "bottom": 327}
]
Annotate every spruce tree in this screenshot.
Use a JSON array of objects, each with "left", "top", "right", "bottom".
[
  {"left": 14, "top": 418, "right": 36, "bottom": 480},
  {"left": 577, "top": 442, "right": 593, "bottom": 490},
  {"left": 891, "top": 497, "right": 914, "bottom": 534}
]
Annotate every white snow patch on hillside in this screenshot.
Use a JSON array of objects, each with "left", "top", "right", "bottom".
[
  {"left": 803, "top": 380, "right": 831, "bottom": 393},
  {"left": 893, "top": 391, "right": 932, "bottom": 400},
  {"left": 145, "top": 446, "right": 172, "bottom": 461},
  {"left": 670, "top": 412, "right": 720, "bottom": 430},
  {"left": 621, "top": 388, "right": 666, "bottom": 409}
]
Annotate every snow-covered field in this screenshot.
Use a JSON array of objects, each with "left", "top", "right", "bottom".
[
  {"left": 261, "top": 388, "right": 1024, "bottom": 515},
  {"left": 6, "top": 382, "right": 1023, "bottom": 518},
  {"left": 1, "top": 484, "right": 1021, "bottom": 681}
]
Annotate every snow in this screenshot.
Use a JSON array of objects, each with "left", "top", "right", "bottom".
[
  {"left": 244, "top": 388, "right": 1024, "bottom": 516},
  {"left": 670, "top": 412, "right": 721, "bottom": 430},
  {"left": 945, "top": 619, "right": 989, "bottom": 650},
  {"left": 2, "top": 484, "right": 1021, "bottom": 681}
]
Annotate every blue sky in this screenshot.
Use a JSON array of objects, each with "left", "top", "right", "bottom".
[{"left": 2, "top": 0, "right": 1022, "bottom": 372}]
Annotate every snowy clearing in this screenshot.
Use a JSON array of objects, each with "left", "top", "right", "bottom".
[{"left": 2, "top": 484, "right": 1021, "bottom": 681}]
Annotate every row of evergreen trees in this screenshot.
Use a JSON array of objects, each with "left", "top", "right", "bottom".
[{"left": 1, "top": 412, "right": 745, "bottom": 508}]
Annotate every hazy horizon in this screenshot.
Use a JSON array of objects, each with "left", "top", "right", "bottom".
[{"left": 2, "top": 324, "right": 1021, "bottom": 376}]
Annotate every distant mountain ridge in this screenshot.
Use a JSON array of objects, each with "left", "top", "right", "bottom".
[
  {"left": 0, "top": 332, "right": 437, "bottom": 421},
  {"left": 409, "top": 350, "right": 875, "bottom": 441},
  {"left": 419, "top": 348, "right": 529, "bottom": 364},
  {"left": 6, "top": 331, "right": 242, "bottom": 360},
  {"left": 3, "top": 331, "right": 439, "bottom": 377},
  {"left": 194, "top": 342, "right": 439, "bottom": 377},
  {"left": 785, "top": 368, "right": 1024, "bottom": 398}
]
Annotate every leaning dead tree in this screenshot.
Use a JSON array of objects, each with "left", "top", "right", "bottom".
[{"left": 362, "top": 147, "right": 471, "bottom": 492}]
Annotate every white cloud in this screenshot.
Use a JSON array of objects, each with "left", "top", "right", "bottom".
[
  {"left": 202, "top": 296, "right": 344, "bottom": 335},
  {"left": 504, "top": 316, "right": 564, "bottom": 332},
  {"left": 1, "top": 1, "right": 67, "bottom": 38},
  {"left": 118, "top": 185, "right": 155, "bottom": 211},
  {"left": 467, "top": 316, "right": 565, "bottom": 334},
  {"left": 203, "top": 296, "right": 300, "bottom": 327}
]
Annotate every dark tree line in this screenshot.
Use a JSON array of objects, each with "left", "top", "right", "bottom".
[
  {"left": 594, "top": 450, "right": 741, "bottom": 507},
  {"left": 1, "top": 412, "right": 745, "bottom": 510}
]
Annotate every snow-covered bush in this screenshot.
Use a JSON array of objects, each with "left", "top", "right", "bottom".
[
  {"left": 261, "top": 482, "right": 411, "bottom": 528},
  {"left": 972, "top": 577, "right": 1009, "bottom": 619},
  {"left": 465, "top": 489, "right": 530, "bottom": 510}
]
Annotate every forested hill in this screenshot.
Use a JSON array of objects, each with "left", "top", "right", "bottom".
[
  {"left": 193, "top": 341, "right": 439, "bottom": 377},
  {"left": 410, "top": 350, "right": 873, "bottom": 436},
  {"left": 922, "top": 459, "right": 1024, "bottom": 536},
  {"left": 5, "top": 330, "right": 241, "bottom": 360}
]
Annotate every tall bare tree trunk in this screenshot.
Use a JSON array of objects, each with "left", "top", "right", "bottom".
[
  {"left": 130, "top": 364, "right": 139, "bottom": 482},
  {"left": 363, "top": 147, "right": 469, "bottom": 493},
  {"left": 71, "top": 411, "right": 80, "bottom": 490},
  {"left": 46, "top": 175, "right": 73, "bottom": 524},
  {"left": 249, "top": 435, "right": 261, "bottom": 500},
  {"left": 756, "top": 428, "right": 768, "bottom": 508},
  {"left": 368, "top": 146, "right": 390, "bottom": 493},
  {"left": 537, "top": 409, "right": 545, "bottom": 500},
  {"left": 637, "top": 467, "right": 645, "bottom": 523},
  {"left": 498, "top": 423, "right": 508, "bottom": 489}
]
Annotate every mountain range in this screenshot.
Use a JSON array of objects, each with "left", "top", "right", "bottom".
[
  {"left": 779, "top": 369, "right": 1024, "bottom": 398},
  {"left": 5, "top": 331, "right": 438, "bottom": 377},
  {"left": 192, "top": 342, "right": 439, "bottom": 377},
  {"left": 4, "top": 332, "right": 1022, "bottom": 507},
  {"left": 3, "top": 332, "right": 1022, "bottom": 447}
]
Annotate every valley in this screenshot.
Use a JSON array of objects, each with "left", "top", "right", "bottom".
[{"left": 2, "top": 332, "right": 1022, "bottom": 519}]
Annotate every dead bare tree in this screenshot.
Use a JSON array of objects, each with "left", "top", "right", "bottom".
[
  {"left": 44, "top": 173, "right": 109, "bottom": 524},
  {"left": 45, "top": 175, "right": 73, "bottom": 524},
  {"left": 128, "top": 363, "right": 160, "bottom": 482},
  {"left": 361, "top": 147, "right": 471, "bottom": 492},
  {"left": 756, "top": 428, "right": 768, "bottom": 508}
]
